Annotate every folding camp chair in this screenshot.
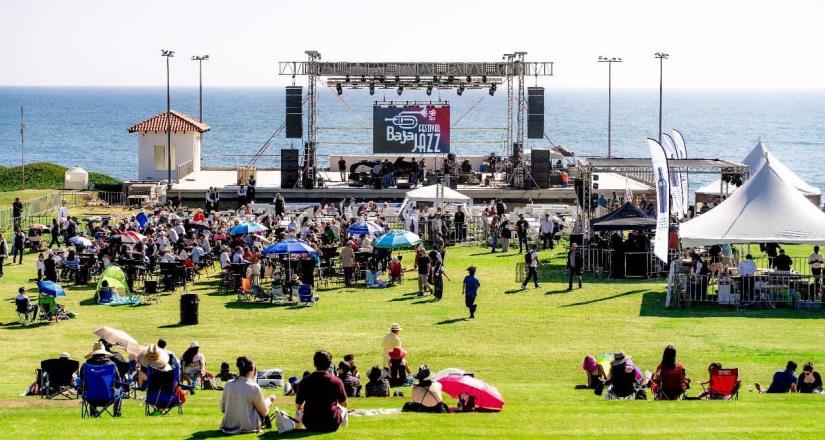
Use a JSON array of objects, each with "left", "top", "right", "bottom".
[
  {"left": 40, "top": 358, "right": 80, "bottom": 399},
  {"left": 298, "top": 284, "right": 318, "bottom": 306},
  {"left": 80, "top": 362, "right": 124, "bottom": 418},
  {"left": 237, "top": 278, "right": 254, "bottom": 301},
  {"left": 144, "top": 364, "right": 184, "bottom": 415},
  {"left": 15, "top": 297, "right": 38, "bottom": 324},
  {"left": 702, "top": 368, "right": 741, "bottom": 400}
]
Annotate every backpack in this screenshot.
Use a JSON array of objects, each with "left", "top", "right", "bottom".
[{"left": 524, "top": 251, "right": 533, "bottom": 265}]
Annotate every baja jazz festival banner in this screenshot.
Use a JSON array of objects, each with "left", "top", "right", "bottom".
[
  {"left": 648, "top": 138, "right": 671, "bottom": 263},
  {"left": 671, "top": 129, "right": 689, "bottom": 218},
  {"left": 661, "top": 133, "right": 684, "bottom": 219},
  {"left": 373, "top": 104, "right": 450, "bottom": 154}
]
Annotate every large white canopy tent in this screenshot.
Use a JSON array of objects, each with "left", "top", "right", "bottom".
[
  {"left": 681, "top": 159, "right": 825, "bottom": 246},
  {"left": 399, "top": 184, "right": 472, "bottom": 220},
  {"left": 696, "top": 141, "right": 821, "bottom": 203}
]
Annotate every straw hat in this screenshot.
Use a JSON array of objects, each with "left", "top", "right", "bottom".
[
  {"left": 389, "top": 323, "right": 402, "bottom": 332},
  {"left": 611, "top": 351, "right": 631, "bottom": 366},
  {"left": 86, "top": 342, "right": 111, "bottom": 359},
  {"left": 189, "top": 341, "right": 199, "bottom": 348},
  {"left": 140, "top": 344, "right": 172, "bottom": 372},
  {"left": 59, "top": 352, "right": 71, "bottom": 359}
]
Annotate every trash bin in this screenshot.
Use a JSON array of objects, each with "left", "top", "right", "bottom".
[{"left": 180, "top": 293, "right": 200, "bottom": 325}]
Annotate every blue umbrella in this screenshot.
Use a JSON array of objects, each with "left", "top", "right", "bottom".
[
  {"left": 37, "top": 280, "right": 66, "bottom": 297},
  {"left": 375, "top": 230, "right": 422, "bottom": 249},
  {"left": 229, "top": 222, "right": 269, "bottom": 235},
  {"left": 346, "top": 220, "right": 383, "bottom": 236},
  {"left": 262, "top": 239, "right": 318, "bottom": 256}
]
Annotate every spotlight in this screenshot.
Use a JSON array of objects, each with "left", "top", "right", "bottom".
[
  {"left": 345, "top": 75, "right": 350, "bottom": 83},
  {"left": 426, "top": 84, "right": 433, "bottom": 96},
  {"left": 457, "top": 85, "right": 465, "bottom": 96},
  {"left": 336, "top": 83, "right": 342, "bottom": 95},
  {"left": 397, "top": 85, "right": 404, "bottom": 96},
  {"left": 369, "top": 83, "right": 375, "bottom": 95},
  {"left": 415, "top": 75, "right": 420, "bottom": 83},
  {"left": 488, "top": 83, "right": 496, "bottom": 96}
]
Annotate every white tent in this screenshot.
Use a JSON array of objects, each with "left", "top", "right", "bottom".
[
  {"left": 696, "top": 141, "right": 821, "bottom": 199},
  {"left": 404, "top": 184, "right": 472, "bottom": 204},
  {"left": 681, "top": 159, "right": 825, "bottom": 246},
  {"left": 592, "top": 172, "right": 653, "bottom": 194}
]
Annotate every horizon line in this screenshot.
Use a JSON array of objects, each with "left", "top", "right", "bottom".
[{"left": 2, "top": 84, "right": 825, "bottom": 91}]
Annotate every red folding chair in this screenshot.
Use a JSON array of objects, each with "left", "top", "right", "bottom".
[{"left": 703, "top": 368, "right": 740, "bottom": 400}]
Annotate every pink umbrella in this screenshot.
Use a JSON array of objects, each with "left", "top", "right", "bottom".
[
  {"left": 121, "top": 230, "right": 146, "bottom": 244},
  {"left": 437, "top": 375, "right": 504, "bottom": 411}
]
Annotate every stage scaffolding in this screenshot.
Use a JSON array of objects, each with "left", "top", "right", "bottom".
[
  {"left": 575, "top": 157, "right": 750, "bottom": 271},
  {"left": 279, "top": 51, "right": 554, "bottom": 189}
]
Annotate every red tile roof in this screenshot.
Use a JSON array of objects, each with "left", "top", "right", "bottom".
[{"left": 128, "top": 110, "right": 211, "bottom": 133}]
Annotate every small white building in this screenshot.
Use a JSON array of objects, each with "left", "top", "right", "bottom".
[
  {"left": 64, "top": 166, "right": 89, "bottom": 190},
  {"left": 128, "top": 110, "right": 210, "bottom": 181}
]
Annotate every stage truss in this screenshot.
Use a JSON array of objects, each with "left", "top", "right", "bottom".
[{"left": 279, "top": 50, "right": 554, "bottom": 188}]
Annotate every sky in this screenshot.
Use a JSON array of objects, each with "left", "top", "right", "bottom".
[{"left": 1, "top": 0, "right": 824, "bottom": 89}]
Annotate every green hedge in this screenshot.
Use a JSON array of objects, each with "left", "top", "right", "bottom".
[{"left": 0, "top": 163, "right": 122, "bottom": 192}]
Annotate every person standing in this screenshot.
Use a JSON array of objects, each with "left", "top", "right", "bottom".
[
  {"left": 489, "top": 217, "right": 500, "bottom": 253},
  {"left": 338, "top": 158, "right": 347, "bottom": 182},
  {"left": 340, "top": 242, "right": 355, "bottom": 287},
  {"left": 539, "top": 214, "right": 555, "bottom": 250},
  {"left": 809, "top": 246, "right": 823, "bottom": 295},
  {"left": 382, "top": 323, "right": 402, "bottom": 367},
  {"left": 205, "top": 187, "right": 215, "bottom": 212},
  {"left": 237, "top": 185, "right": 248, "bottom": 206},
  {"left": 500, "top": 218, "right": 512, "bottom": 253},
  {"left": 453, "top": 206, "right": 466, "bottom": 243},
  {"left": 12, "top": 197, "right": 23, "bottom": 230},
  {"left": 764, "top": 242, "right": 782, "bottom": 269},
  {"left": 521, "top": 245, "right": 540, "bottom": 289},
  {"left": 0, "top": 233, "right": 6, "bottom": 277},
  {"left": 247, "top": 175, "right": 257, "bottom": 203},
  {"left": 429, "top": 245, "right": 448, "bottom": 301},
  {"left": 462, "top": 266, "right": 480, "bottom": 319},
  {"left": 49, "top": 218, "right": 61, "bottom": 248},
  {"left": 566, "top": 243, "right": 584, "bottom": 291},
  {"left": 11, "top": 228, "right": 25, "bottom": 264},
  {"left": 494, "top": 198, "right": 507, "bottom": 217},
  {"left": 274, "top": 193, "right": 285, "bottom": 218},
  {"left": 295, "top": 350, "right": 348, "bottom": 433},
  {"left": 516, "top": 214, "right": 529, "bottom": 254},
  {"left": 415, "top": 248, "right": 431, "bottom": 296}
]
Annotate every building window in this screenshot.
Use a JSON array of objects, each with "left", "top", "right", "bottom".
[{"left": 154, "top": 144, "right": 176, "bottom": 171}]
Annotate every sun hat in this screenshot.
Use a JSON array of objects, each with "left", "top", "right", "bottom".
[
  {"left": 414, "top": 365, "right": 433, "bottom": 382},
  {"left": 611, "top": 351, "right": 630, "bottom": 366},
  {"left": 86, "top": 342, "right": 111, "bottom": 359},
  {"left": 140, "top": 344, "right": 172, "bottom": 372},
  {"left": 388, "top": 346, "right": 407, "bottom": 361},
  {"left": 389, "top": 323, "right": 403, "bottom": 332},
  {"left": 59, "top": 352, "right": 71, "bottom": 359},
  {"left": 189, "top": 341, "right": 199, "bottom": 348}
]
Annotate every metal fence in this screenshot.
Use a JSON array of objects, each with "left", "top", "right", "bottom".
[
  {"left": 0, "top": 191, "right": 128, "bottom": 235},
  {"left": 674, "top": 273, "right": 823, "bottom": 307}
]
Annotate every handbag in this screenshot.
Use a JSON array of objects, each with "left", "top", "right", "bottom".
[{"left": 275, "top": 409, "right": 299, "bottom": 434}]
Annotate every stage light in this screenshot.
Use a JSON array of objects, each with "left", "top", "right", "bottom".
[
  {"left": 426, "top": 84, "right": 433, "bottom": 96},
  {"left": 488, "top": 83, "right": 496, "bottom": 96},
  {"left": 369, "top": 83, "right": 375, "bottom": 95},
  {"left": 336, "top": 83, "right": 343, "bottom": 95},
  {"left": 397, "top": 85, "right": 404, "bottom": 96},
  {"left": 345, "top": 75, "right": 350, "bottom": 83}
]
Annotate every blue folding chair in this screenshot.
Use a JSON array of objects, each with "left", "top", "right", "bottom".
[
  {"left": 144, "top": 364, "right": 184, "bottom": 415},
  {"left": 298, "top": 284, "right": 318, "bottom": 306},
  {"left": 80, "top": 362, "right": 124, "bottom": 418}
]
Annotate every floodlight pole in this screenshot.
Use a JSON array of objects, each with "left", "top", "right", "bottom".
[
  {"left": 20, "top": 106, "right": 25, "bottom": 188},
  {"left": 655, "top": 52, "right": 669, "bottom": 144},
  {"left": 162, "top": 49, "right": 175, "bottom": 191},
  {"left": 597, "top": 56, "right": 622, "bottom": 158},
  {"left": 191, "top": 55, "right": 209, "bottom": 122}
]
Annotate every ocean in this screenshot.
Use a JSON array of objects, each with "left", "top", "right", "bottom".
[{"left": 1, "top": 86, "right": 823, "bottom": 193}]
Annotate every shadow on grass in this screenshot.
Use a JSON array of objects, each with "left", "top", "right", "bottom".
[
  {"left": 504, "top": 287, "right": 525, "bottom": 294},
  {"left": 158, "top": 323, "right": 193, "bottom": 329},
  {"left": 0, "top": 321, "right": 51, "bottom": 329},
  {"left": 545, "top": 288, "right": 572, "bottom": 295},
  {"left": 185, "top": 430, "right": 225, "bottom": 439},
  {"left": 79, "top": 298, "right": 97, "bottom": 306},
  {"left": 223, "top": 301, "right": 295, "bottom": 310},
  {"left": 435, "top": 317, "right": 467, "bottom": 325},
  {"left": 259, "top": 429, "right": 325, "bottom": 439},
  {"left": 559, "top": 289, "right": 647, "bottom": 307},
  {"left": 639, "top": 291, "right": 825, "bottom": 319}
]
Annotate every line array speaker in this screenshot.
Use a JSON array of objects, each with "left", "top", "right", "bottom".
[
  {"left": 527, "top": 86, "right": 544, "bottom": 139},
  {"left": 281, "top": 149, "right": 300, "bottom": 188},
  {"left": 285, "top": 86, "right": 303, "bottom": 139},
  {"left": 531, "top": 148, "right": 551, "bottom": 189}
]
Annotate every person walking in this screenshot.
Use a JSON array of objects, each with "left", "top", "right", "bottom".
[
  {"left": 453, "top": 205, "right": 466, "bottom": 243},
  {"left": 48, "top": 218, "right": 61, "bottom": 248},
  {"left": 809, "top": 245, "right": 824, "bottom": 295},
  {"left": 338, "top": 158, "right": 347, "bottom": 181},
  {"left": 340, "top": 242, "right": 355, "bottom": 287},
  {"left": 415, "top": 247, "right": 431, "bottom": 296},
  {"left": 429, "top": 245, "right": 448, "bottom": 301},
  {"left": 521, "top": 245, "right": 540, "bottom": 289},
  {"left": 566, "top": 243, "right": 584, "bottom": 291},
  {"left": 11, "top": 228, "right": 25, "bottom": 264},
  {"left": 12, "top": 197, "right": 23, "bottom": 230},
  {"left": 516, "top": 214, "right": 529, "bottom": 254},
  {"left": 462, "top": 266, "right": 480, "bottom": 319}
]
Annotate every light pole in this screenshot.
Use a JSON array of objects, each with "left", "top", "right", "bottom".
[
  {"left": 654, "top": 52, "right": 669, "bottom": 144},
  {"left": 20, "top": 106, "right": 25, "bottom": 188},
  {"left": 597, "top": 56, "right": 622, "bottom": 158},
  {"left": 191, "top": 55, "right": 209, "bottom": 122},
  {"left": 162, "top": 49, "right": 175, "bottom": 190}
]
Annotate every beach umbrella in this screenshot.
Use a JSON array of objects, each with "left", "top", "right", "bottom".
[
  {"left": 432, "top": 368, "right": 466, "bottom": 381},
  {"left": 375, "top": 229, "right": 421, "bottom": 249},
  {"left": 229, "top": 221, "right": 269, "bottom": 235},
  {"left": 262, "top": 239, "right": 317, "bottom": 256},
  {"left": 37, "top": 280, "right": 66, "bottom": 297},
  {"left": 346, "top": 220, "right": 383, "bottom": 236},
  {"left": 438, "top": 375, "right": 504, "bottom": 411},
  {"left": 69, "top": 235, "right": 93, "bottom": 247},
  {"left": 93, "top": 326, "right": 143, "bottom": 357},
  {"left": 121, "top": 230, "right": 146, "bottom": 244}
]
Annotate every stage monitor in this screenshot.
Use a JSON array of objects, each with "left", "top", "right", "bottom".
[{"left": 373, "top": 102, "right": 450, "bottom": 154}]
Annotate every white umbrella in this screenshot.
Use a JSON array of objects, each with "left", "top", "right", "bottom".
[
  {"left": 93, "top": 326, "right": 143, "bottom": 357},
  {"left": 69, "top": 236, "right": 93, "bottom": 247}
]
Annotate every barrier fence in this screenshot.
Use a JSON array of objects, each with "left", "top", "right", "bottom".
[
  {"left": 674, "top": 272, "right": 823, "bottom": 308},
  {"left": 0, "top": 191, "right": 128, "bottom": 235}
]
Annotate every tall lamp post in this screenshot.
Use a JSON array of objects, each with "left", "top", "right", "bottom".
[
  {"left": 597, "top": 56, "right": 622, "bottom": 158},
  {"left": 191, "top": 55, "right": 209, "bottom": 122},
  {"left": 654, "top": 52, "right": 669, "bottom": 144},
  {"left": 161, "top": 49, "right": 175, "bottom": 191}
]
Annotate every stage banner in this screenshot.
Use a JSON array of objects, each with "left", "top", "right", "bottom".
[
  {"left": 661, "top": 134, "right": 684, "bottom": 219},
  {"left": 672, "top": 129, "right": 689, "bottom": 217},
  {"left": 373, "top": 104, "right": 450, "bottom": 154},
  {"left": 648, "top": 138, "right": 671, "bottom": 263}
]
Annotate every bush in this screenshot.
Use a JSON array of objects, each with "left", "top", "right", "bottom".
[{"left": 0, "top": 163, "right": 121, "bottom": 192}]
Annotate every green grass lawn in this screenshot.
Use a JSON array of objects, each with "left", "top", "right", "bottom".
[
  {"left": 1, "top": 216, "right": 824, "bottom": 439},
  {"left": 0, "top": 189, "right": 56, "bottom": 206}
]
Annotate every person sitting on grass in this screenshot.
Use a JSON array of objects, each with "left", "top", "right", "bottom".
[
  {"left": 219, "top": 356, "right": 275, "bottom": 435},
  {"left": 181, "top": 341, "right": 208, "bottom": 394},
  {"left": 95, "top": 280, "right": 120, "bottom": 304},
  {"left": 295, "top": 350, "right": 349, "bottom": 433},
  {"left": 366, "top": 267, "right": 390, "bottom": 288},
  {"left": 402, "top": 365, "right": 449, "bottom": 413},
  {"left": 651, "top": 345, "right": 690, "bottom": 400},
  {"left": 337, "top": 361, "right": 362, "bottom": 398},
  {"left": 218, "top": 362, "right": 238, "bottom": 382},
  {"left": 796, "top": 362, "right": 823, "bottom": 394},
  {"left": 576, "top": 355, "right": 606, "bottom": 390},
  {"left": 756, "top": 361, "right": 798, "bottom": 393},
  {"left": 365, "top": 366, "right": 390, "bottom": 398},
  {"left": 388, "top": 256, "right": 403, "bottom": 284}
]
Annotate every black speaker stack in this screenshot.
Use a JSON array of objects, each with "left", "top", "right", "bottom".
[
  {"left": 285, "top": 86, "right": 303, "bottom": 139},
  {"left": 527, "top": 87, "right": 544, "bottom": 139},
  {"left": 281, "top": 149, "right": 300, "bottom": 188},
  {"left": 530, "top": 149, "right": 551, "bottom": 189}
]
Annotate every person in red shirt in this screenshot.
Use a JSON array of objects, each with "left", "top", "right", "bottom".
[
  {"left": 651, "top": 345, "right": 690, "bottom": 400},
  {"left": 295, "top": 350, "right": 348, "bottom": 432},
  {"left": 388, "top": 256, "right": 402, "bottom": 283}
]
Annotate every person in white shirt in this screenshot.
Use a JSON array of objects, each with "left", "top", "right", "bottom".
[
  {"left": 737, "top": 253, "right": 757, "bottom": 300},
  {"left": 521, "top": 245, "right": 541, "bottom": 289},
  {"left": 809, "top": 246, "right": 824, "bottom": 295},
  {"left": 167, "top": 227, "right": 179, "bottom": 245},
  {"left": 539, "top": 214, "right": 555, "bottom": 250},
  {"left": 160, "top": 248, "right": 177, "bottom": 263},
  {"left": 174, "top": 221, "right": 185, "bottom": 237},
  {"left": 220, "top": 356, "right": 274, "bottom": 434},
  {"left": 232, "top": 247, "right": 249, "bottom": 264},
  {"left": 220, "top": 248, "right": 231, "bottom": 270}
]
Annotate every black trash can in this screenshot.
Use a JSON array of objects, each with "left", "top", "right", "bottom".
[{"left": 180, "top": 293, "right": 200, "bottom": 325}]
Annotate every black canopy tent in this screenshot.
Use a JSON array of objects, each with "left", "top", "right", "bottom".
[{"left": 591, "top": 202, "right": 656, "bottom": 231}]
